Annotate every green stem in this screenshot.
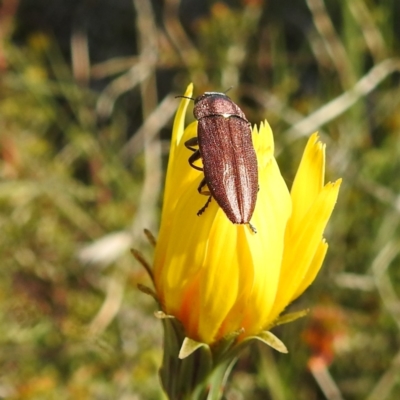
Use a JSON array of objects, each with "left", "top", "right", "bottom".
[{"left": 159, "top": 318, "right": 237, "bottom": 400}]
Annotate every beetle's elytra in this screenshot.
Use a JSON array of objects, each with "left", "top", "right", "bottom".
[{"left": 183, "top": 92, "right": 258, "bottom": 233}]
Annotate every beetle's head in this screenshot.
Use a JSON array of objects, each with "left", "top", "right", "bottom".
[{"left": 194, "top": 92, "right": 229, "bottom": 105}]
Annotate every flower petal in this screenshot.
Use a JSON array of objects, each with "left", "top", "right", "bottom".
[
  {"left": 195, "top": 212, "right": 246, "bottom": 343},
  {"left": 271, "top": 179, "right": 341, "bottom": 318},
  {"left": 290, "top": 238, "right": 328, "bottom": 302},
  {"left": 238, "top": 122, "right": 292, "bottom": 336},
  {"left": 288, "top": 133, "right": 325, "bottom": 236},
  {"left": 154, "top": 121, "right": 199, "bottom": 295},
  {"left": 162, "top": 83, "right": 194, "bottom": 208}
]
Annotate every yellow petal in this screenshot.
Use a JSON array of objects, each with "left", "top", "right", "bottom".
[
  {"left": 162, "top": 83, "right": 194, "bottom": 218},
  {"left": 161, "top": 121, "right": 199, "bottom": 222},
  {"left": 195, "top": 213, "right": 246, "bottom": 343},
  {"left": 236, "top": 123, "right": 292, "bottom": 336},
  {"left": 155, "top": 121, "right": 200, "bottom": 294},
  {"left": 155, "top": 177, "right": 215, "bottom": 312},
  {"left": 271, "top": 179, "right": 341, "bottom": 318},
  {"left": 291, "top": 239, "right": 328, "bottom": 302},
  {"left": 253, "top": 120, "right": 274, "bottom": 158},
  {"left": 288, "top": 133, "right": 325, "bottom": 236}
]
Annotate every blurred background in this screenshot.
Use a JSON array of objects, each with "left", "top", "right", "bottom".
[{"left": 1, "top": 0, "right": 400, "bottom": 399}]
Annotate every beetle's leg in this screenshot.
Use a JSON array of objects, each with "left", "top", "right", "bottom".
[
  {"left": 185, "top": 137, "right": 204, "bottom": 171},
  {"left": 197, "top": 196, "right": 212, "bottom": 217},
  {"left": 198, "top": 177, "right": 210, "bottom": 196},
  {"left": 196, "top": 177, "right": 212, "bottom": 216},
  {"left": 188, "top": 150, "right": 203, "bottom": 171},
  {"left": 248, "top": 222, "right": 257, "bottom": 234},
  {"left": 184, "top": 137, "right": 199, "bottom": 152}
]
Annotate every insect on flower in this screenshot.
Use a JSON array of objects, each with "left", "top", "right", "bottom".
[
  {"left": 154, "top": 83, "right": 342, "bottom": 348},
  {"left": 178, "top": 92, "right": 259, "bottom": 233}
]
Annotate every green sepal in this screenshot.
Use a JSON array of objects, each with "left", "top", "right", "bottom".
[
  {"left": 246, "top": 331, "right": 288, "bottom": 354},
  {"left": 143, "top": 228, "right": 157, "bottom": 247},
  {"left": 210, "top": 328, "right": 244, "bottom": 361},
  {"left": 130, "top": 248, "right": 154, "bottom": 282},
  {"left": 179, "top": 337, "right": 207, "bottom": 359},
  {"left": 154, "top": 310, "right": 174, "bottom": 319},
  {"left": 273, "top": 309, "right": 309, "bottom": 327},
  {"left": 137, "top": 283, "right": 158, "bottom": 302}
]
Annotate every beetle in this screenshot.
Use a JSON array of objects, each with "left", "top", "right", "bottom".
[{"left": 181, "top": 91, "right": 258, "bottom": 233}]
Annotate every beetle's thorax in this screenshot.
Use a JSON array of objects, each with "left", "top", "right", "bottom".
[{"left": 193, "top": 92, "right": 248, "bottom": 122}]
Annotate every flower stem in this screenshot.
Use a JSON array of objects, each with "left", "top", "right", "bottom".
[{"left": 159, "top": 318, "right": 237, "bottom": 400}]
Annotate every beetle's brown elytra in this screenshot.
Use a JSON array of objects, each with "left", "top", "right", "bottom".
[{"left": 182, "top": 92, "right": 259, "bottom": 233}]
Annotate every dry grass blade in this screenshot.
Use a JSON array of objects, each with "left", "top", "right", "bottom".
[
  {"left": 284, "top": 58, "right": 400, "bottom": 141},
  {"left": 71, "top": 28, "right": 90, "bottom": 85},
  {"left": 370, "top": 240, "right": 400, "bottom": 330},
  {"left": 306, "top": 0, "right": 354, "bottom": 88},
  {"left": 120, "top": 93, "right": 178, "bottom": 160},
  {"left": 88, "top": 277, "right": 125, "bottom": 336},
  {"left": 78, "top": 231, "right": 133, "bottom": 266},
  {"left": 96, "top": 61, "right": 153, "bottom": 119},
  {"left": 91, "top": 56, "right": 139, "bottom": 79},
  {"left": 163, "top": 0, "right": 207, "bottom": 85},
  {"left": 348, "top": 0, "right": 387, "bottom": 63},
  {"left": 366, "top": 350, "right": 400, "bottom": 400},
  {"left": 309, "top": 358, "right": 345, "bottom": 400}
]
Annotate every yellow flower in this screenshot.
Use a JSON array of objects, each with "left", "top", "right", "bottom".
[{"left": 153, "top": 83, "right": 341, "bottom": 345}]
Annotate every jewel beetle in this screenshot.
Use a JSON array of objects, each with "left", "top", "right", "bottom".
[{"left": 181, "top": 91, "right": 259, "bottom": 233}]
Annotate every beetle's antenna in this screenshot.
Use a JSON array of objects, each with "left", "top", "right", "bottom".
[
  {"left": 224, "top": 86, "right": 233, "bottom": 94},
  {"left": 175, "top": 95, "right": 195, "bottom": 101}
]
